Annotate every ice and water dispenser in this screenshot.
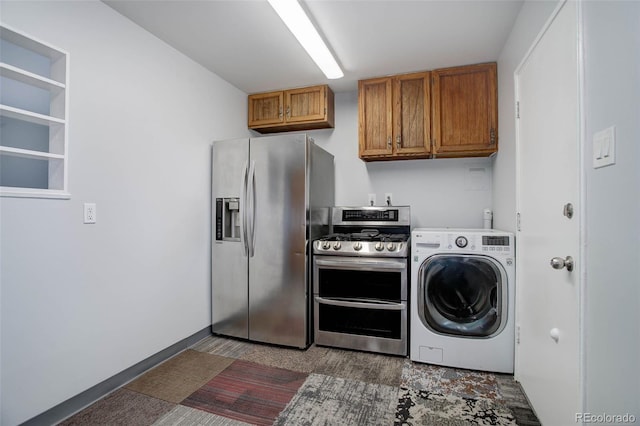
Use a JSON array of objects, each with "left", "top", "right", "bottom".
[{"left": 215, "top": 198, "right": 241, "bottom": 241}]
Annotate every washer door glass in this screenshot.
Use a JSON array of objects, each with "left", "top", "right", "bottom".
[{"left": 418, "top": 255, "right": 506, "bottom": 337}]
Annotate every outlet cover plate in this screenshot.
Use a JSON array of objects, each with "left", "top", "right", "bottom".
[{"left": 84, "top": 203, "right": 96, "bottom": 224}]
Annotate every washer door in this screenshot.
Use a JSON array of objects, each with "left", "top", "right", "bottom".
[{"left": 417, "top": 254, "right": 507, "bottom": 338}]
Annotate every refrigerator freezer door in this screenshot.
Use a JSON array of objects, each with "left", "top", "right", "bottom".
[
  {"left": 248, "top": 134, "right": 309, "bottom": 347},
  {"left": 212, "top": 139, "right": 250, "bottom": 339}
]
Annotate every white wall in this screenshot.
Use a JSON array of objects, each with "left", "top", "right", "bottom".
[
  {"left": 494, "top": 0, "right": 559, "bottom": 231},
  {"left": 309, "top": 91, "right": 493, "bottom": 229},
  {"left": 496, "top": 0, "right": 640, "bottom": 418},
  {"left": 0, "top": 2, "right": 248, "bottom": 425},
  {"left": 582, "top": 1, "right": 640, "bottom": 417}
]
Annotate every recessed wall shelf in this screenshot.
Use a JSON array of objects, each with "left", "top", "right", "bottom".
[{"left": 0, "top": 24, "right": 70, "bottom": 198}]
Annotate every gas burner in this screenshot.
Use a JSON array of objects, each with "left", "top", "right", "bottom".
[{"left": 314, "top": 207, "right": 411, "bottom": 258}]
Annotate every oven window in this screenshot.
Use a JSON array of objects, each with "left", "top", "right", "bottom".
[
  {"left": 318, "top": 269, "right": 401, "bottom": 302},
  {"left": 318, "top": 304, "right": 401, "bottom": 339}
]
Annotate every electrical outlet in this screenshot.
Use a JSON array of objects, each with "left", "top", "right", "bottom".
[
  {"left": 384, "top": 193, "right": 393, "bottom": 206},
  {"left": 368, "top": 193, "right": 376, "bottom": 206},
  {"left": 84, "top": 203, "right": 96, "bottom": 224}
]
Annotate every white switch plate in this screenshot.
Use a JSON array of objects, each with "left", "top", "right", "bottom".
[
  {"left": 593, "top": 126, "right": 615, "bottom": 169},
  {"left": 384, "top": 193, "right": 393, "bottom": 206},
  {"left": 84, "top": 203, "right": 96, "bottom": 224}
]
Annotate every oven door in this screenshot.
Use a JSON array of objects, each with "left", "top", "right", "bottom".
[{"left": 313, "top": 255, "right": 407, "bottom": 356}]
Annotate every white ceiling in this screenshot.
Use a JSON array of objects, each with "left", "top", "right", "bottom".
[{"left": 103, "top": 0, "right": 524, "bottom": 94}]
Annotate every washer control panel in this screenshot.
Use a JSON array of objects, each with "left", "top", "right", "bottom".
[
  {"left": 455, "top": 236, "right": 468, "bottom": 248},
  {"left": 412, "top": 229, "right": 513, "bottom": 256}
]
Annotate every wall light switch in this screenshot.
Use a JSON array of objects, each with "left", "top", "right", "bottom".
[{"left": 593, "top": 126, "right": 615, "bottom": 169}]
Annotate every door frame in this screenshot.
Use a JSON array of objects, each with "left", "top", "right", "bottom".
[{"left": 513, "top": 0, "right": 587, "bottom": 417}]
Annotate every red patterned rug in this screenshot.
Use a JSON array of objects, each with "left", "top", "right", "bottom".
[{"left": 181, "top": 359, "right": 308, "bottom": 425}]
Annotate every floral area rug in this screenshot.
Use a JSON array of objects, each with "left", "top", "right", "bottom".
[
  {"left": 400, "top": 360, "right": 503, "bottom": 401},
  {"left": 395, "top": 387, "right": 517, "bottom": 426}
]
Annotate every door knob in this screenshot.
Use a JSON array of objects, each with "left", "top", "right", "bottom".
[{"left": 550, "top": 256, "right": 574, "bottom": 272}]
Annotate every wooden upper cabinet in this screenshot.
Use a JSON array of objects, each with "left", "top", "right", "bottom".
[
  {"left": 432, "top": 62, "right": 498, "bottom": 157},
  {"left": 248, "top": 84, "right": 334, "bottom": 133},
  {"left": 394, "top": 72, "right": 431, "bottom": 158},
  {"left": 248, "top": 91, "right": 284, "bottom": 127},
  {"left": 359, "top": 77, "right": 393, "bottom": 158},
  {"left": 359, "top": 72, "right": 430, "bottom": 161},
  {"left": 358, "top": 62, "right": 497, "bottom": 161},
  {"left": 285, "top": 86, "right": 328, "bottom": 123}
]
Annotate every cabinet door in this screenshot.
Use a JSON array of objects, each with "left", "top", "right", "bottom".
[
  {"left": 432, "top": 63, "right": 497, "bottom": 157},
  {"left": 393, "top": 72, "right": 431, "bottom": 158},
  {"left": 248, "top": 91, "right": 284, "bottom": 127},
  {"left": 359, "top": 77, "right": 393, "bottom": 159},
  {"left": 285, "top": 85, "right": 327, "bottom": 123}
]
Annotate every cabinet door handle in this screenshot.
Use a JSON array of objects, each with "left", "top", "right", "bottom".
[
  {"left": 396, "top": 136, "right": 402, "bottom": 149},
  {"left": 387, "top": 136, "right": 392, "bottom": 149},
  {"left": 279, "top": 106, "right": 283, "bottom": 119},
  {"left": 286, "top": 105, "right": 291, "bottom": 119}
]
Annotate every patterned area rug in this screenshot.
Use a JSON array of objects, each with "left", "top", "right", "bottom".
[
  {"left": 59, "top": 337, "right": 539, "bottom": 425},
  {"left": 240, "top": 344, "right": 330, "bottom": 373},
  {"left": 313, "top": 347, "right": 405, "bottom": 386},
  {"left": 59, "top": 388, "right": 174, "bottom": 425},
  {"left": 191, "top": 336, "right": 257, "bottom": 359},
  {"left": 152, "top": 405, "right": 251, "bottom": 426},
  {"left": 274, "top": 374, "right": 398, "bottom": 425},
  {"left": 181, "top": 359, "right": 307, "bottom": 426},
  {"left": 125, "top": 349, "right": 234, "bottom": 403},
  {"left": 401, "top": 360, "right": 502, "bottom": 400},
  {"left": 395, "top": 387, "right": 516, "bottom": 426}
]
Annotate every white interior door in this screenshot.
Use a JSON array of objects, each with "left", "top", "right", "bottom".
[{"left": 515, "top": 1, "right": 582, "bottom": 424}]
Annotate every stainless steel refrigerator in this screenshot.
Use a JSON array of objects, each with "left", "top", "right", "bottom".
[{"left": 211, "top": 134, "right": 334, "bottom": 348}]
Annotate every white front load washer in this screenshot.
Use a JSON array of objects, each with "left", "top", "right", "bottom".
[{"left": 410, "top": 228, "right": 515, "bottom": 373}]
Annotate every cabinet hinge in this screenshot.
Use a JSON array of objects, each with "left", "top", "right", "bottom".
[
  {"left": 490, "top": 128, "right": 496, "bottom": 145},
  {"left": 516, "top": 101, "right": 520, "bottom": 119}
]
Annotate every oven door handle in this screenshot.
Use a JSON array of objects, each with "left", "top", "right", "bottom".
[
  {"left": 314, "top": 258, "right": 406, "bottom": 270},
  {"left": 315, "top": 296, "right": 405, "bottom": 311}
]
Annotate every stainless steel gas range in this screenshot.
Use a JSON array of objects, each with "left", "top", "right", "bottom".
[{"left": 312, "top": 206, "right": 410, "bottom": 356}]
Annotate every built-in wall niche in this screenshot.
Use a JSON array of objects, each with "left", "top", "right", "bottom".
[{"left": 0, "top": 24, "right": 69, "bottom": 198}]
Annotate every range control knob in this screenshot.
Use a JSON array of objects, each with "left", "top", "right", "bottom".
[
  {"left": 322, "top": 241, "right": 331, "bottom": 250},
  {"left": 455, "top": 236, "right": 468, "bottom": 248},
  {"left": 353, "top": 242, "right": 363, "bottom": 251},
  {"left": 374, "top": 241, "right": 384, "bottom": 251},
  {"left": 333, "top": 241, "right": 342, "bottom": 250},
  {"left": 387, "top": 242, "right": 396, "bottom": 251}
]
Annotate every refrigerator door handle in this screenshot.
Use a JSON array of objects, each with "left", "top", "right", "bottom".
[
  {"left": 247, "top": 160, "right": 257, "bottom": 258},
  {"left": 241, "top": 160, "right": 249, "bottom": 257}
]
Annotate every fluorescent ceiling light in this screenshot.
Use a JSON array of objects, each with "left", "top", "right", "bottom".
[{"left": 268, "top": 0, "right": 344, "bottom": 79}]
